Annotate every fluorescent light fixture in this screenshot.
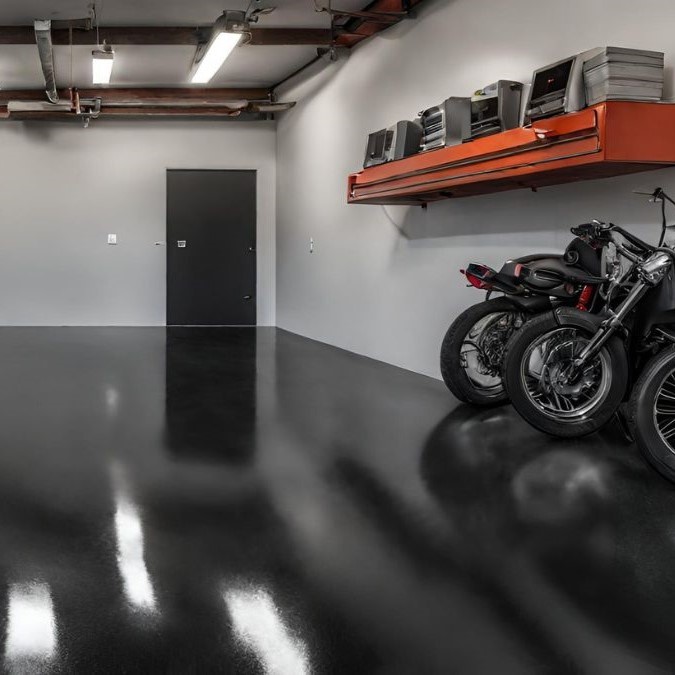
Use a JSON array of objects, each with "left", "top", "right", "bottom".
[
  {"left": 190, "top": 11, "right": 249, "bottom": 84},
  {"left": 191, "top": 32, "right": 241, "bottom": 84},
  {"left": 92, "top": 46, "right": 114, "bottom": 85}
]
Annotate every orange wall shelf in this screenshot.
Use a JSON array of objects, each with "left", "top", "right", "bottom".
[{"left": 347, "top": 102, "right": 675, "bottom": 205}]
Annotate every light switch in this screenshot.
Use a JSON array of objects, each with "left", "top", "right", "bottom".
[{"left": 107, "top": 234, "right": 117, "bottom": 245}]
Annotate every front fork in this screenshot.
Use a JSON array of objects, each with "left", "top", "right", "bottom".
[{"left": 573, "top": 281, "right": 649, "bottom": 368}]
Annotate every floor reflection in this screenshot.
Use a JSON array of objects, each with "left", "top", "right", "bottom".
[
  {"left": 111, "top": 465, "right": 158, "bottom": 614},
  {"left": 164, "top": 328, "right": 256, "bottom": 465},
  {"left": 5, "top": 582, "right": 57, "bottom": 672},
  {"left": 512, "top": 450, "right": 610, "bottom": 523},
  {"left": 224, "top": 585, "right": 310, "bottom": 675},
  {"left": 0, "top": 328, "right": 674, "bottom": 672},
  {"left": 420, "top": 404, "right": 675, "bottom": 672}
]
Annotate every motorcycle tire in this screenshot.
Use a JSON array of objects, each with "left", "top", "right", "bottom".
[
  {"left": 440, "top": 297, "right": 524, "bottom": 407},
  {"left": 628, "top": 346, "right": 675, "bottom": 484},
  {"left": 503, "top": 309, "right": 628, "bottom": 438}
]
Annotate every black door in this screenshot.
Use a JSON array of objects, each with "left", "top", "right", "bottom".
[{"left": 167, "top": 170, "right": 256, "bottom": 326}]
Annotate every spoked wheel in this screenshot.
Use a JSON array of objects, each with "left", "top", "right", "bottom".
[
  {"left": 629, "top": 347, "right": 675, "bottom": 483},
  {"left": 461, "top": 312, "right": 524, "bottom": 392},
  {"left": 440, "top": 298, "right": 526, "bottom": 406},
  {"left": 504, "top": 310, "right": 627, "bottom": 437},
  {"left": 521, "top": 328, "right": 611, "bottom": 419},
  {"left": 655, "top": 372, "right": 675, "bottom": 443}
]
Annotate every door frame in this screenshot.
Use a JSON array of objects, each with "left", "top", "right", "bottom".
[{"left": 165, "top": 168, "right": 260, "bottom": 327}]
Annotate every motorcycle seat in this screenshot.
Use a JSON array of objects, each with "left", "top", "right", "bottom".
[
  {"left": 525, "top": 258, "right": 603, "bottom": 289},
  {"left": 500, "top": 254, "right": 563, "bottom": 281}
]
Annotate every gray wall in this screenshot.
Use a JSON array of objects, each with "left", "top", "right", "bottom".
[
  {"left": 0, "top": 120, "right": 276, "bottom": 326},
  {"left": 276, "top": 0, "right": 675, "bottom": 378}
]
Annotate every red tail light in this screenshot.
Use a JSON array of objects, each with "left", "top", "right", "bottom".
[
  {"left": 576, "top": 284, "right": 595, "bottom": 311},
  {"left": 465, "top": 273, "right": 491, "bottom": 289},
  {"left": 463, "top": 263, "right": 494, "bottom": 290}
]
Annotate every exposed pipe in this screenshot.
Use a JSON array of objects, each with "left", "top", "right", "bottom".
[
  {"left": 34, "top": 20, "right": 58, "bottom": 103},
  {"left": 70, "top": 88, "right": 81, "bottom": 114}
]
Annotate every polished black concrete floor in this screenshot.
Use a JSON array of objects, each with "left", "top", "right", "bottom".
[{"left": 0, "top": 327, "right": 674, "bottom": 674}]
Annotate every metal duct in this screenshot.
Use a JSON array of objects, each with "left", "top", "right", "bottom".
[{"left": 34, "top": 20, "right": 58, "bottom": 103}]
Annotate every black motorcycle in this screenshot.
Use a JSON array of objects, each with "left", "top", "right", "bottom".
[
  {"left": 440, "top": 230, "right": 608, "bottom": 406},
  {"left": 628, "top": 346, "right": 675, "bottom": 482},
  {"left": 503, "top": 188, "right": 675, "bottom": 440}
]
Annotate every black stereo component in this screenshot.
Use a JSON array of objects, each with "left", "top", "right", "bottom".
[
  {"left": 363, "top": 120, "right": 423, "bottom": 168},
  {"left": 464, "top": 80, "right": 523, "bottom": 141},
  {"left": 419, "top": 97, "right": 471, "bottom": 151},
  {"left": 524, "top": 47, "right": 604, "bottom": 124}
]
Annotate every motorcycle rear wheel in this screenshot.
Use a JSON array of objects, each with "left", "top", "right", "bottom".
[
  {"left": 629, "top": 346, "right": 675, "bottom": 483},
  {"left": 503, "top": 310, "right": 628, "bottom": 437},
  {"left": 440, "top": 298, "right": 524, "bottom": 406}
]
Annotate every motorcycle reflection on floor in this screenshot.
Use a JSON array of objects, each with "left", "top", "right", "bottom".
[
  {"left": 503, "top": 188, "right": 675, "bottom": 484},
  {"left": 419, "top": 404, "right": 675, "bottom": 672}
]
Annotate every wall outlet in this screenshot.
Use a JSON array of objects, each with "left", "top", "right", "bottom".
[{"left": 107, "top": 234, "right": 117, "bottom": 245}]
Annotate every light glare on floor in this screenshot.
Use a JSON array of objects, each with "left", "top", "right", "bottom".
[
  {"left": 5, "top": 582, "right": 57, "bottom": 662},
  {"left": 114, "top": 495, "right": 157, "bottom": 612},
  {"left": 225, "top": 587, "right": 310, "bottom": 675}
]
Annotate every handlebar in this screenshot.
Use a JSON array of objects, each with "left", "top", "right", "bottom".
[
  {"left": 570, "top": 221, "right": 654, "bottom": 254},
  {"left": 611, "top": 226, "right": 655, "bottom": 254},
  {"left": 633, "top": 187, "right": 675, "bottom": 206},
  {"left": 570, "top": 220, "right": 610, "bottom": 238}
]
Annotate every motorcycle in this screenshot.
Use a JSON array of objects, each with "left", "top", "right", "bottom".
[
  {"left": 628, "top": 346, "right": 675, "bottom": 483},
  {"left": 503, "top": 188, "right": 675, "bottom": 439},
  {"left": 440, "top": 229, "right": 608, "bottom": 406}
]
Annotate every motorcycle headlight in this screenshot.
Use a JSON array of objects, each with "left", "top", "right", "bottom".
[{"left": 639, "top": 252, "right": 672, "bottom": 285}]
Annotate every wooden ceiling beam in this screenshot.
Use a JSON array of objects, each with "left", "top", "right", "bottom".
[
  {"left": 0, "top": 88, "right": 272, "bottom": 105},
  {"left": 337, "top": 0, "right": 427, "bottom": 47},
  {"left": 5, "top": 108, "right": 247, "bottom": 121},
  {"left": 271, "top": 0, "right": 430, "bottom": 89},
  {"left": 99, "top": 106, "right": 244, "bottom": 116},
  {"left": 0, "top": 4, "right": 428, "bottom": 50},
  {"left": 0, "top": 26, "right": 337, "bottom": 47}
]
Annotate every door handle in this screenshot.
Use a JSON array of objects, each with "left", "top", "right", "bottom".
[
  {"left": 248, "top": 247, "right": 256, "bottom": 252},
  {"left": 243, "top": 295, "right": 253, "bottom": 300}
]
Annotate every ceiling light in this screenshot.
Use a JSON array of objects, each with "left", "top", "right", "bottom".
[
  {"left": 190, "top": 10, "right": 250, "bottom": 85},
  {"left": 92, "top": 44, "right": 114, "bottom": 85}
]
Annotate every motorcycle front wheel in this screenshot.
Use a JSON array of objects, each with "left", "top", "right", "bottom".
[
  {"left": 629, "top": 346, "right": 675, "bottom": 483},
  {"left": 503, "top": 310, "right": 628, "bottom": 437},
  {"left": 440, "top": 297, "right": 525, "bottom": 406}
]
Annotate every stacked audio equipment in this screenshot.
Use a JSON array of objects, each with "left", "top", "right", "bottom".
[
  {"left": 418, "top": 98, "right": 471, "bottom": 151},
  {"left": 583, "top": 47, "right": 664, "bottom": 105},
  {"left": 363, "top": 121, "right": 423, "bottom": 168},
  {"left": 464, "top": 80, "right": 523, "bottom": 140}
]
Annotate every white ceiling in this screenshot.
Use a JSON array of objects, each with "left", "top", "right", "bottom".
[{"left": 0, "top": 0, "right": 366, "bottom": 89}]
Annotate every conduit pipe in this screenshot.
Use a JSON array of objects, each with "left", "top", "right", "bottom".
[{"left": 34, "top": 20, "right": 58, "bottom": 103}]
